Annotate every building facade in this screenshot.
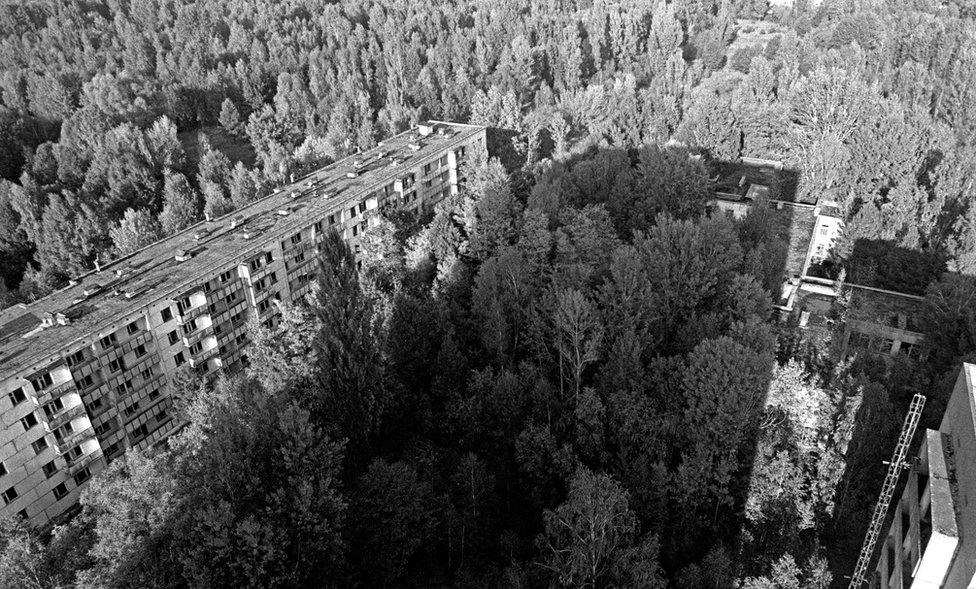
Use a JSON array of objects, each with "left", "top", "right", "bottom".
[
  {"left": 0, "top": 121, "right": 487, "bottom": 526},
  {"left": 872, "top": 363, "right": 976, "bottom": 588}
]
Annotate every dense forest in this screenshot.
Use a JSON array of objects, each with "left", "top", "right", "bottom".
[{"left": 3, "top": 0, "right": 976, "bottom": 586}]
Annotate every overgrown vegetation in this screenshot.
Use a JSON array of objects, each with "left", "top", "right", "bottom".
[{"left": 3, "top": 0, "right": 976, "bottom": 586}]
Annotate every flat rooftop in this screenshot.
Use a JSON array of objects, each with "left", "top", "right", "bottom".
[
  {"left": 845, "top": 285, "right": 928, "bottom": 333},
  {"left": 767, "top": 202, "right": 817, "bottom": 279},
  {"left": 711, "top": 158, "right": 804, "bottom": 203},
  {"left": 0, "top": 121, "right": 485, "bottom": 381}
]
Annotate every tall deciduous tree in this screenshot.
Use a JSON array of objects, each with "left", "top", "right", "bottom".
[
  {"left": 110, "top": 208, "right": 162, "bottom": 256},
  {"left": 160, "top": 170, "right": 201, "bottom": 234}
]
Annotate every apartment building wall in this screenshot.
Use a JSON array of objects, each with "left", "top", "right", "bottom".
[
  {"left": 0, "top": 124, "right": 486, "bottom": 527},
  {"left": 938, "top": 364, "right": 976, "bottom": 588},
  {"left": 871, "top": 363, "right": 976, "bottom": 589}
]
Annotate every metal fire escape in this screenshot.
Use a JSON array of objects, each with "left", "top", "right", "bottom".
[{"left": 848, "top": 393, "right": 926, "bottom": 588}]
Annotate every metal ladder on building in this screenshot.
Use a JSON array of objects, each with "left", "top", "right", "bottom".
[{"left": 848, "top": 393, "right": 926, "bottom": 588}]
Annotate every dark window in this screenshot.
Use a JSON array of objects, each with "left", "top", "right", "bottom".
[
  {"left": 89, "top": 397, "right": 103, "bottom": 411},
  {"left": 53, "top": 483, "right": 69, "bottom": 500},
  {"left": 177, "top": 297, "right": 191, "bottom": 313},
  {"left": 8, "top": 387, "right": 25, "bottom": 406},
  {"left": 105, "top": 442, "right": 122, "bottom": 458},
  {"left": 265, "top": 252, "right": 273, "bottom": 264},
  {"left": 0, "top": 462, "right": 6, "bottom": 477},
  {"left": 174, "top": 352, "right": 186, "bottom": 367},
  {"left": 132, "top": 425, "right": 149, "bottom": 440},
  {"left": 75, "top": 374, "right": 94, "bottom": 389},
  {"left": 108, "top": 358, "right": 126, "bottom": 373},
  {"left": 168, "top": 330, "right": 179, "bottom": 345},
  {"left": 126, "top": 321, "right": 139, "bottom": 335},
  {"left": 141, "top": 367, "right": 152, "bottom": 380},
  {"left": 290, "top": 233, "right": 302, "bottom": 244},
  {"left": 73, "top": 468, "right": 91, "bottom": 485},
  {"left": 350, "top": 206, "right": 358, "bottom": 218},
  {"left": 66, "top": 350, "right": 86, "bottom": 367},
  {"left": 43, "top": 397, "right": 64, "bottom": 418},
  {"left": 30, "top": 373, "right": 53, "bottom": 391},
  {"left": 149, "top": 389, "right": 160, "bottom": 401},
  {"left": 2, "top": 487, "right": 17, "bottom": 504},
  {"left": 32, "top": 437, "right": 48, "bottom": 454},
  {"left": 134, "top": 344, "right": 147, "bottom": 358},
  {"left": 359, "top": 202, "right": 366, "bottom": 213},
  {"left": 42, "top": 461, "right": 57, "bottom": 478},
  {"left": 161, "top": 307, "right": 173, "bottom": 322},
  {"left": 123, "top": 402, "right": 140, "bottom": 417},
  {"left": 64, "top": 445, "right": 81, "bottom": 462},
  {"left": 21, "top": 413, "right": 37, "bottom": 431},
  {"left": 100, "top": 333, "right": 118, "bottom": 349},
  {"left": 94, "top": 420, "right": 113, "bottom": 436},
  {"left": 189, "top": 342, "right": 202, "bottom": 355}
]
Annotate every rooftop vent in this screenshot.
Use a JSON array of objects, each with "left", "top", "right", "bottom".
[
  {"left": 194, "top": 230, "right": 208, "bottom": 241},
  {"left": 390, "top": 158, "right": 400, "bottom": 167},
  {"left": 175, "top": 249, "right": 192, "bottom": 262},
  {"left": 346, "top": 171, "right": 358, "bottom": 178},
  {"left": 408, "top": 142, "right": 422, "bottom": 151},
  {"left": 83, "top": 284, "right": 103, "bottom": 297},
  {"left": 240, "top": 229, "right": 254, "bottom": 239},
  {"left": 290, "top": 190, "right": 301, "bottom": 199},
  {"left": 277, "top": 208, "right": 291, "bottom": 216},
  {"left": 377, "top": 150, "right": 387, "bottom": 158},
  {"left": 353, "top": 159, "right": 363, "bottom": 169},
  {"left": 418, "top": 124, "right": 434, "bottom": 136},
  {"left": 230, "top": 215, "right": 246, "bottom": 229},
  {"left": 55, "top": 313, "right": 70, "bottom": 326}
]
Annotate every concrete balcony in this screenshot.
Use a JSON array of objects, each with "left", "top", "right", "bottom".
[
  {"left": 34, "top": 381, "right": 75, "bottom": 406},
  {"left": 182, "top": 324, "right": 214, "bottom": 348},
  {"left": 188, "top": 345, "right": 218, "bottom": 369},
  {"left": 57, "top": 425, "right": 94, "bottom": 454},
  {"left": 283, "top": 240, "right": 315, "bottom": 256},
  {"left": 68, "top": 447, "right": 103, "bottom": 478},
  {"left": 46, "top": 403, "right": 87, "bottom": 431},
  {"left": 176, "top": 303, "right": 208, "bottom": 325}
]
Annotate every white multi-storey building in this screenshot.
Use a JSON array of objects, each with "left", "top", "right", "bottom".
[{"left": 0, "top": 121, "right": 487, "bottom": 526}]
